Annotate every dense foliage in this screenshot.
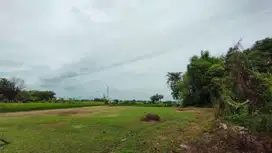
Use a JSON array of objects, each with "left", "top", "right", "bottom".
[
  {"left": 0, "top": 77, "right": 56, "bottom": 102},
  {"left": 167, "top": 37, "right": 272, "bottom": 133},
  {"left": 16, "top": 90, "right": 56, "bottom": 102},
  {"left": 0, "top": 77, "right": 25, "bottom": 101}
]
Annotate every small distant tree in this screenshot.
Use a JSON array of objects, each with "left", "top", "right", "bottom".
[
  {"left": 58, "top": 98, "right": 65, "bottom": 103},
  {"left": 103, "top": 94, "right": 109, "bottom": 104},
  {"left": 113, "top": 99, "right": 119, "bottom": 104},
  {"left": 150, "top": 94, "right": 164, "bottom": 103},
  {"left": 94, "top": 98, "right": 104, "bottom": 102},
  {"left": 131, "top": 99, "right": 136, "bottom": 104}
]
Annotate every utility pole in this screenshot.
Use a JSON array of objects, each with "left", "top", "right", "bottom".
[
  {"left": 106, "top": 85, "right": 109, "bottom": 100},
  {"left": 106, "top": 85, "right": 111, "bottom": 103}
]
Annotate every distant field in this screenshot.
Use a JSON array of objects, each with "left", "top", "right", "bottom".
[
  {"left": 0, "top": 106, "right": 212, "bottom": 153},
  {"left": 0, "top": 102, "right": 104, "bottom": 113},
  {"left": 0, "top": 102, "right": 178, "bottom": 113}
]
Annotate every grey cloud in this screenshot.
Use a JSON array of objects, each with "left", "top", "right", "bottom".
[
  {"left": 71, "top": 7, "right": 81, "bottom": 14},
  {"left": 1, "top": 0, "right": 272, "bottom": 100},
  {"left": 43, "top": 71, "right": 79, "bottom": 84},
  {"left": 0, "top": 60, "right": 24, "bottom": 67},
  {"left": 64, "top": 86, "right": 77, "bottom": 91},
  {"left": 41, "top": 48, "right": 179, "bottom": 86}
]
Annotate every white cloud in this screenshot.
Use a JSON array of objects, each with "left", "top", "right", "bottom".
[{"left": 1, "top": 0, "right": 272, "bottom": 100}]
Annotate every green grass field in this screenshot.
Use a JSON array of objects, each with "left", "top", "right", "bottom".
[
  {"left": 0, "top": 106, "right": 213, "bottom": 153},
  {"left": 0, "top": 102, "right": 177, "bottom": 113}
]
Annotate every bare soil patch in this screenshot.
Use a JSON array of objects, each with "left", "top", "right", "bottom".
[
  {"left": 0, "top": 106, "right": 108, "bottom": 117},
  {"left": 39, "top": 121, "right": 67, "bottom": 127},
  {"left": 106, "top": 114, "right": 119, "bottom": 117},
  {"left": 176, "top": 107, "right": 213, "bottom": 120},
  {"left": 176, "top": 107, "right": 212, "bottom": 113}
]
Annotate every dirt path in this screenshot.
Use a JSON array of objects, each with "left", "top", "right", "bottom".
[{"left": 0, "top": 106, "right": 109, "bottom": 117}]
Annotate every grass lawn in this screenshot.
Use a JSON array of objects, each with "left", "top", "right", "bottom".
[{"left": 0, "top": 106, "right": 213, "bottom": 153}]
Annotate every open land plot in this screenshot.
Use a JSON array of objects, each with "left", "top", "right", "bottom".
[
  {"left": 0, "top": 106, "right": 213, "bottom": 153},
  {"left": 0, "top": 102, "right": 104, "bottom": 113}
]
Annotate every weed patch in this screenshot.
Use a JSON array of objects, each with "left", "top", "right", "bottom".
[{"left": 182, "top": 121, "right": 272, "bottom": 153}]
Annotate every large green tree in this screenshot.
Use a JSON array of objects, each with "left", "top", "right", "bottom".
[
  {"left": 167, "top": 38, "right": 272, "bottom": 133},
  {"left": 0, "top": 77, "right": 25, "bottom": 101},
  {"left": 174, "top": 51, "right": 223, "bottom": 106}
]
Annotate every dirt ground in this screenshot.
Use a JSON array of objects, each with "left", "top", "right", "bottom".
[
  {"left": 0, "top": 106, "right": 110, "bottom": 117},
  {"left": 1, "top": 106, "right": 212, "bottom": 117}
]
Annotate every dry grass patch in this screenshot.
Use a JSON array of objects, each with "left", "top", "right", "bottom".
[
  {"left": 0, "top": 106, "right": 109, "bottom": 117},
  {"left": 39, "top": 121, "right": 67, "bottom": 127},
  {"left": 176, "top": 107, "right": 212, "bottom": 112}
]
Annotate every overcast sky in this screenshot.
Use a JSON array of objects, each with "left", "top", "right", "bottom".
[{"left": 0, "top": 0, "right": 272, "bottom": 100}]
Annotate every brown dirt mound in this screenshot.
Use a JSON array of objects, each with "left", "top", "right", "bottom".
[{"left": 140, "top": 113, "right": 161, "bottom": 122}]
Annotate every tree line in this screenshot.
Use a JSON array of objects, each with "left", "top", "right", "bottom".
[
  {"left": 166, "top": 37, "right": 272, "bottom": 132},
  {"left": 95, "top": 94, "right": 167, "bottom": 104},
  {"left": 0, "top": 77, "right": 167, "bottom": 104},
  {"left": 0, "top": 77, "right": 56, "bottom": 102}
]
